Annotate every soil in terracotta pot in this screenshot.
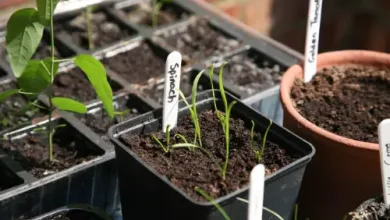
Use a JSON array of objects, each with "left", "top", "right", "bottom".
[
  {"left": 120, "top": 110, "right": 301, "bottom": 202},
  {"left": 77, "top": 95, "right": 151, "bottom": 137},
  {"left": 160, "top": 18, "right": 241, "bottom": 61},
  {"left": 41, "top": 210, "right": 103, "bottom": 220},
  {"left": 55, "top": 10, "right": 134, "bottom": 50},
  {"left": 291, "top": 65, "right": 390, "bottom": 143},
  {"left": 119, "top": 2, "right": 189, "bottom": 27},
  {"left": 348, "top": 197, "right": 390, "bottom": 220},
  {"left": 52, "top": 68, "right": 122, "bottom": 103},
  {"left": 212, "top": 52, "right": 284, "bottom": 96},
  {"left": 102, "top": 41, "right": 166, "bottom": 85},
  {"left": 0, "top": 122, "right": 101, "bottom": 178},
  {"left": 0, "top": 81, "right": 47, "bottom": 133}
]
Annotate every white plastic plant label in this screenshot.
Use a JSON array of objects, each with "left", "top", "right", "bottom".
[
  {"left": 162, "top": 51, "right": 182, "bottom": 133},
  {"left": 248, "top": 164, "right": 265, "bottom": 220},
  {"left": 304, "top": 0, "right": 323, "bottom": 83},
  {"left": 379, "top": 119, "right": 390, "bottom": 205}
]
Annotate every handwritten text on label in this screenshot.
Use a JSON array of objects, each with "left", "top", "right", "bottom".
[{"left": 168, "top": 63, "right": 179, "bottom": 103}]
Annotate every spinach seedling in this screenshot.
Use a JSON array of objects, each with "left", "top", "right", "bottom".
[
  {"left": 114, "top": 108, "right": 131, "bottom": 122},
  {"left": 250, "top": 119, "right": 273, "bottom": 163},
  {"left": 1, "top": 0, "right": 114, "bottom": 162},
  {"left": 84, "top": 6, "right": 95, "bottom": 50},
  {"left": 152, "top": 0, "right": 172, "bottom": 28}
]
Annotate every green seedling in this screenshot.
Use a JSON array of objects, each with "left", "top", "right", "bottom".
[
  {"left": 84, "top": 6, "right": 94, "bottom": 50},
  {"left": 152, "top": 0, "right": 173, "bottom": 28},
  {"left": 151, "top": 125, "right": 171, "bottom": 153},
  {"left": 250, "top": 119, "right": 273, "bottom": 163},
  {"left": 195, "top": 187, "right": 231, "bottom": 220},
  {"left": 2, "top": 0, "right": 114, "bottom": 161},
  {"left": 115, "top": 109, "right": 131, "bottom": 122}
]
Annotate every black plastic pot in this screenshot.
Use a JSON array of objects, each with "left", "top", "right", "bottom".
[
  {"left": 30, "top": 204, "right": 111, "bottom": 220},
  {"left": 109, "top": 90, "right": 315, "bottom": 220}
]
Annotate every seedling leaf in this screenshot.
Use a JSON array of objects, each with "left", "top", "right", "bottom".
[
  {"left": 6, "top": 8, "right": 45, "bottom": 77},
  {"left": 0, "top": 89, "right": 19, "bottom": 103},
  {"left": 17, "top": 58, "right": 58, "bottom": 93},
  {"left": 74, "top": 54, "right": 114, "bottom": 119},
  {"left": 52, "top": 97, "right": 87, "bottom": 114},
  {"left": 36, "top": 0, "right": 60, "bottom": 25},
  {"left": 236, "top": 198, "right": 284, "bottom": 220},
  {"left": 195, "top": 187, "right": 231, "bottom": 220}
]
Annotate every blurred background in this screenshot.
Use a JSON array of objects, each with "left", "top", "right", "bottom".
[{"left": 1, "top": 0, "right": 389, "bottom": 53}]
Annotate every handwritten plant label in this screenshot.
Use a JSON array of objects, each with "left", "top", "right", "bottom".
[
  {"left": 304, "top": 0, "right": 323, "bottom": 83},
  {"left": 379, "top": 119, "right": 390, "bottom": 205},
  {"left": 162, "top": 51, "right": 182, "bottom": 133},
  {"left": 248, "top": 164, "right": 265, "bottom": 220}
]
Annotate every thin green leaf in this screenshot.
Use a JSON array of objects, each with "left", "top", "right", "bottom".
[
  {"left": 259, "top": 119, "right": 273, "bottom": 162},
  {"left": 236, "top": 198, "right": 284, "bottom": 220},
  {"left": 0, "top": 89, "right": 19, "bottom": 103},
  {"left": 151, "top": 134, "right": 169, "bottom": 153},
  {"left": 222, "top": 100, "right": 237, "bottom": 180},
  {"left": 52, "top": 97, "right": 87, "bottom": 114},
  {"left": 74, "top": 54, "right": 114, "bottom": 119},
  {"left": 36, "top": 0, "right": 60, "bottom": 25},
  {"left": 6, "top": 8, "right": 44, "bottom": 77},
  {"left": 174, "top": 134, "right": 188, "bottom": 144},
  {"left": 195, "top": 187, "right": 231, "bottom": 220},
  {"left": 218, "top": 62, "right": 228, "bottom": 113},
  {"left": 191, "top": 70, "right": 205, "bottom": 146},
  {"left": 17, "top": 58, "right": 58, "bottom": 93}
]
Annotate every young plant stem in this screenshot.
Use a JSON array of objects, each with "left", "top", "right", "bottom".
[
  {"left": 152, "top": 0, "right": 162, "bottom": 28},
  {"left": 48, "top": 0, "right": 55, "bottom": 162},
  {"left": 221, "top": 100, "right": 237, "bottom": 180},
  {"left": 85, "top": 6, "right": 94, "bottom": 50},
  {"left": 258, "top": 119, "right": 272, "bottom": 163},
  {"left": 195, "top": 187, "right": 231, "bottom": 220}
]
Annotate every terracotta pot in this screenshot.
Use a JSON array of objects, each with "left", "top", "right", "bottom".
[{"left": 280, "top": 50, "right": 388, "bottom": 220}]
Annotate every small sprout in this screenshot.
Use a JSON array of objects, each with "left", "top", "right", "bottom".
[
  {"left": 152, "top": 0, "right": 173, "bottom": 28},
  {"left": 236, "top": 197, "right": 285, "bottom": 220},
  {"left": 115, "top": 109, "right": 131, "bottom": 122},
  {"left": 249, "top": 119, "right": 273, "bottom": 163},
  {"left": 151, "top": 133, "right": 169, "bottom": 153},
  {"left": 195, "top": 187, "right": 231, "bottom": 220},
  {"left": 151, "top": 125, "right": 171, "bottom": 153}
]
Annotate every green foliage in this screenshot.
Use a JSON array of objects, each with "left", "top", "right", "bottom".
[
  {"left": 74, "top": 54, "right": 114, "bottom": 119},
  {"left": 151, "top": 133, "right": 169, "bottom": 153},
  {"left": 52, "top": 97, "right": 87, "bottom": 114},
  {"left": 6, "top": 8, "right": 44, "bottom": 77},
  {"left": 36, "top": 0, "right": 59, "bottom": 25},
  {"left": 249, "top": 119, "right": 272, "bottom": 163},
  {"left": 17, "top": 58, "right": 58, "bottom": 93},
  {"left": 114, "top": 109, "right": 131, "bottom": 122},
  {"left": 0, "top": 89, "right": 19, "bottom": 102},
  {"left": 195, "top": 187, "right": 231, "bottom": 220},
  {"left": 152, "top": 0, "right": 173, "bottom": 28},
  {"left": 236, "top": 197, "right": 284, "bottom": 220}
]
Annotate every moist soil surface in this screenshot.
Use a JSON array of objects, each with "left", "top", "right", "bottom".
[
  {"left": 161, "top": 18, "right": 241, "bottom": 61},
  {"left": 348, "top": 197, "right": 390, "bottom": 220},
  {"left": 0, "top": 82, "right": 46, "bottom": 132},
  {"left": 102, "top": 42, "right": 165, "bottom": 85},
  {"left": 78, "top": 96, "right": 146, "bottom": 136},
  {"left": 42, "top": 210, "right": 103, "bottom": 220},
  {"left": 213, "top": 53, "right": 283, "bottom": 96},
  {"left": 0, "top": 126, "right": 99, "bottom": 178},
  {"left": 55, "top": 11, "right": 133, "bottom": 50},
  {"left": 120, "top": 2, "right": 189, "bottom": 27},
  {"left": 120, "top": 110, "right": 300, "bottom": 202},
  {"left": 52, "top": 68, "right": 122, "bottom": 103},
  {"left": 291, "top": 65, "right": 390, "bottom": 143}
]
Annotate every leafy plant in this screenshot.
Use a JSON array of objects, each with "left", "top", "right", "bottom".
[
  {"left": 151, "top": 0, "right": 172, "bottom": 28},
  {"left": 250, "top": 119, "right": 273, "bottom": 163},
  {"left": 2, "top": 0, "right": 114, "bottom": 161},
  {"left": 114, "top": 108, "right": 131, "bottom": 122}
]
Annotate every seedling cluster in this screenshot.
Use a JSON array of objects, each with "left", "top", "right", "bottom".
[{"left": 0, "top": 0, "right": 115, "bottom": 161}]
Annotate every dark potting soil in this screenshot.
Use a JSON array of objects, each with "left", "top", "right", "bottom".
[
  {"left": 161, "top": 18, "right": 241, "bottom": 61},
  {"left": 102, "top": 42, "right": 165, "bottom": 85},
  {"left": 78, "top": 97, "right": 144, "bottom": 136},
  {"left": 348, "top": 197, "right": 390, "bottom": 220},
  {"left": 41, "top": 210, "right": 103, "bottom": 220},
  {"left": 214, "top": 53, "right": 283, "bottom": 96},
  {"left": 0, "top": 126, "right": 99, "bottom": 178},
  {"left": 120, "top": 110, "right": 300, "bottom": 202},
  {"left": 0, "top": 82, "right": 46, "bottom": 132},
  {"left": 55, "top": 11, "right": 133, "bottom": 50},
  {"left": 52, "top": 68, "right": 122, "bottom": 103},
  {"left": 119, "top": 2, "right": 189, "bottom": 27},
  {"left": 291, "top": 65, "right": 390, "bottom": 143}
]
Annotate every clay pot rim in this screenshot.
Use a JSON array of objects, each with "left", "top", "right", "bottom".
[{"left": 280, "top": 50, "right": 390, "bottom": 151}]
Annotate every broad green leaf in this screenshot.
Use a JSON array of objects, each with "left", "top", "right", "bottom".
[
  {"left": 6, "top": 8, "right": 44, "bottom": 77},
  {"left": 74, "top": 54, "right": 114, "bottom": 119},
  {"left": 0, "top": 89, "right": 19, "bottom": 103},
  {"left": 52, "top": 97, "right": 87, "bottom": 114},
  {"left": 17, "top": 58, "right": 58, "bottom": 93},
  {"left": 36, "top": 0, "right": 60, "bottom": 25}
]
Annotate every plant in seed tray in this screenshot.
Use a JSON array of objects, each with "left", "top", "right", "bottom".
[
  {"left": 1, "top": 0, "right": 114, "bottom": 163},
  {"left": 152, "top": 0, "right": 173, "bottom": 28}
]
